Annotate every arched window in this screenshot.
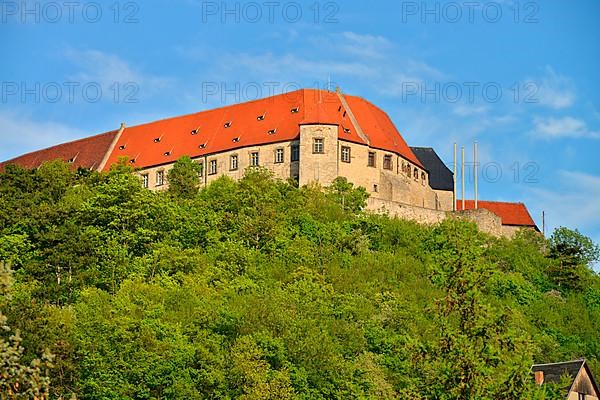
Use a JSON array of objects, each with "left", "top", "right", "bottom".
[{"left": 413, "top": 168, "right": 418, "bottom": 179}]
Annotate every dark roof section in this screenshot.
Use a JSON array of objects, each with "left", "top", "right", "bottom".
[
  {"left": 410, "top": 147, "right": 454, "bottom": 191},
  {"left": 532, "top": 359, "right": 600, "bottom": 397},
  {"left": 0, "top": 130, "right": 119, "bottom": 172}
]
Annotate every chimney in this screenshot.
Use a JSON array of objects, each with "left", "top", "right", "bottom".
[{"left": 534, "top": 370, "right": 544, "bottom": 385}]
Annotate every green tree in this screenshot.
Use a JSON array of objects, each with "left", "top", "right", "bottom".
[
  {"left": 548, "top": 227, "right": 600, "bottom": 290},
  {"left": 327, "top": 177, "right": 369, "bottom": 212},
  {"left": 419, "top": 219, "right": 534, "bottom": 399},
  {"left": 0, "top": 262, "right": 53, "bottom": 398},
  {"left": 167, "top": 156, "right": 203, "bottom": 199}
]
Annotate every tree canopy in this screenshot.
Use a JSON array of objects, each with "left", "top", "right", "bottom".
[{"left": 0, "top": 159, "right": 598, "bottom": 399}]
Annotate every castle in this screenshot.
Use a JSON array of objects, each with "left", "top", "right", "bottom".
[{"left": 0, "top": 88, "right": 538, "bottom": 237}]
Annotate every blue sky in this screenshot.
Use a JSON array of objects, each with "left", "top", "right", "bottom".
[{"left": 1, "top": 0, "right": 599, "bottom": 245}]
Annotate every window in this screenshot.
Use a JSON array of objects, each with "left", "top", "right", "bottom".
[
  {"left": 421, "top": 171, "right": 426, "bottom": 184},
  {"left": 209, "top": 160, "right": 217, "bottom": 175},
  {"left": 578, "top": 394, "right": 586, "bottom": 400},
  {"left": 197, "top": 161, "right": 204, "bottom": 178},
  {"left": 291, "top": 107, "right": 300, "bottom": 113},
  {"left": 414, "top": 168, "right": 419, "bottom": 180},
  {"left": 373, "top": 184, "right": 378, "bottom": 193},
  {"left": 368, "top": 152, "right": 376, "bottom": 167},
  {"left": 313, "top": 138, "right": 324, "bottom": 154},
  {"left": 275, "top": 148, "right": 284, "bottom": 164},
  {"left": 156, "top": 170, "right": 164, "bottom": 186},
  {"left": 341, "top": 146, "right": 351, "bottom": 163},
  {"left": 250, "top": 152, "right": 259, "bottom": 167},
  {"left": 291, "top": 144, "right": 300, "bottom": 161},
  {"left": 230, "top": 155, "right": 238, "bottom": 171},
  {"left": 142, "top": 174, "right": 149, "bottom": 188},
  {"left": 224, "top": 121, "right": 232, "bottom": 128},
  {"left": 383, "top": 155, "right": 393, "bottom": 170}
]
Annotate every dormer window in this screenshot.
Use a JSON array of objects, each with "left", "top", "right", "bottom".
[
  {"left": 199, "top": 143, "right": 207, "bottom": 149},
  {"left": 68, "top": 157, "right": 76, "bottom": 164},
  {"left": 267, "top": 129, "right": 277, "bottom": 135},
  {"left": 224, "top": 121, "right": 232, "bottom": 128},
  {"left": 129, "top": 159, "right": 136, "bottom": 164},
  {"left": 291, "top": 107, "right": 300, "bottom": 113},
  {"left": 153, "top": 137, "right": 161, "bottom": 143},
  {"left": 232, "top": 137, "right": 240, "bottom": 143},
  {"left": 164, "top": 151, "right": 171, "bottom": 156},
  {"left": 257, "top": 113, "right": 266, "bottom": 121},
  {"left": 191, "top": 128, "right": 199, "bottom": 135},
  {"left": 343, "top": 127, "right": 351, "bottom": 134},
  {"left": 119, "top": 145, "right": 126, "bottom": 150}
]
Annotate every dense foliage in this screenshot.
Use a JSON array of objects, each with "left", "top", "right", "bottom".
[{"left": 0, "top": 160, "right": 599, "bottom": 399}]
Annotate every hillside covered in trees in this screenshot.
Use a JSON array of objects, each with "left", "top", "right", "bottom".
[{"left": 1, "top": 158, "right": 599, "bottom": 399}]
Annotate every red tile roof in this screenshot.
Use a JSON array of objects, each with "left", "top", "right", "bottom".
[
  {"left": 0, "top": 130, "right": 119, "bottom": 171},
  {"left": 103, "top": 89, "right": 424, "bottom": 170},
  {"left": 456, "top": 200, "right": 538, "bottom": 228}
]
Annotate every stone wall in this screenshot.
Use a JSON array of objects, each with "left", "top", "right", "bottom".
[{"left": 367, "top": 197, "right": 525, "bottom": 239}]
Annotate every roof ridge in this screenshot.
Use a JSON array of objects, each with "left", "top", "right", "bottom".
[{"left": 532, "top": 359, "right": 586, "bottom": 367}]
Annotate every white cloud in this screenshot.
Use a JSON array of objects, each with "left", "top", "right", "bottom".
[
  {"left": 337, "top": 32, "right": 392, "bottom": 59},
  {"left": 0, "top": 110, "right": 83, "bottom": 161},
  {"left": 531, "top": 116, "right": 600, "bottom": 139},
  {"left": 452, "top": 104, "right": 489, "bottom": 117},
  {"left": 526, "top": 170, "right": 600, "bottom": 234},
  {"left": 64, "top": 49, "right": 171, "bottom": 98},
  {"left": 533, "top": 66, "right": 576, "bottom": 110}
]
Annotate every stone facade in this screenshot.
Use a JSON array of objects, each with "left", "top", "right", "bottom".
[{"left": 140, "top": 123, "right": 441, "bottom": 211}]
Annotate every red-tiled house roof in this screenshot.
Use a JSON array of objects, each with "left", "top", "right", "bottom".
[
  {"left": 0, "top": 130, "right": 119, "bottom": 171},
  {"left": 0, "top": 89, "right": 424, "bottom": 173},
  {"left": 457, "top": 200, "right": 538, "bottom": 229},
  {"left": 102, "top": 89, "right": 424, "bottom": 170}
]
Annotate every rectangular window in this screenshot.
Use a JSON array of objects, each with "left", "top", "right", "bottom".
[
  {"left": 368, "top": 152, "right": 376, "bottom": 167},
  {"left": 142, "top": 174, "right": 149, "bottom": 188},
  {"left": 383, "top": 155, "right": 393, "bottom": 170},
  {"left": 578, "top": 394, "right": 586, "bottom": 400},
  {"left": 291, "top": 144, "right": 300, "bottom": 161},
  {"left": 156, "top": 170, "right": 164, "bottom": 186},
  {"left": 230, "top": 155, "right": 238, "bottom": 171},
  {"left": 197, "top": 161, "right": 204, "bottom": 179},
  {"left": 313, "top": 138, "right": 324, "bottom": 154},
  {"left": 209, "top": 160, "right": 217, "bottom": 175},
  {"left": 275, "top": 148, "right": 284, "bottom": 164},
  {"left": 250, "top": 152, "right": 259, "bottom": 167},
  {"left": 341, "top": 146, "right": 351, "bottom": 163}
]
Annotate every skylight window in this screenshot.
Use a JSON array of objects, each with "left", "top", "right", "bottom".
[
  {"left": 224, "top": 121, "right": 232, "bottom": 128},
  {"left": 291, "top": 107, "right": 300, "bottom": 113}
]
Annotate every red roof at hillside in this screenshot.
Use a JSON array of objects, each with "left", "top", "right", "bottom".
[
  {"left": 103, "top": 89, "right": 423, "bottom": 170},
  {"left": 457, "top": 200, "right": 538, "bottom": 228},
  {"left": 0, "top": 130, "right": 119, "bottom": 171}
]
